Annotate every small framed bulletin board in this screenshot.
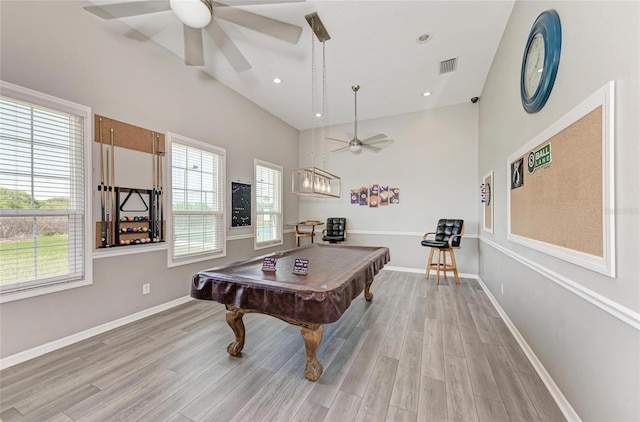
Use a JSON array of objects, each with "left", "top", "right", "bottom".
[
  {"left": 230, "top": 181, "right": 252, "bottom": 228},
  {"left": 482, "top": 171, "right": 494, "bottom": 233},
  {"left": 507, "top": 81, "right": 615, "bottom": 276}
]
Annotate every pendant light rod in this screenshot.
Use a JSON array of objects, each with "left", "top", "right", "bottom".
[{"left": 352, "top": 84, "right": 359, "bottom": 140}]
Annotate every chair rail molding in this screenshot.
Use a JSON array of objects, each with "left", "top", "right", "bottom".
[{"left": 479, "top": 236, "right": 640, "bottom": 331}]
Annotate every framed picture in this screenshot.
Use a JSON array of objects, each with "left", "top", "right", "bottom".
[
  {"left": 230, "top": 181, "right": 252, "bottom": 228},
  {"left": 482, "top": 171, "right": 494, "bottom": 233}
]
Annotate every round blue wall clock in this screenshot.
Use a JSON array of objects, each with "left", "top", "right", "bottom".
[{"left": 520, "top": 10, "right": 562, "bottom": 113}]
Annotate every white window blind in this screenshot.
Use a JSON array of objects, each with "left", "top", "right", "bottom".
[
  {"left": 0, "top": 83, "right": 89, "bottom": 297},
  {"left": 169, "top": 133, "right": 225, "bottom": 264},
  {"left": 255, "top": 160, "right": 283, "bottom": 248}
]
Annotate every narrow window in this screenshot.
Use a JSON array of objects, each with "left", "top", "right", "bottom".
[
  {"left": 168, "top": 132, "right": 225, "bottom": 266},
  {"left": 254, "top": 159, "right": 283, "bottom": 249}
]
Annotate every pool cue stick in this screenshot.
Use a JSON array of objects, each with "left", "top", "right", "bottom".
[
  {"left": 158, "top": 138, "right": 163, "bottom": 241},
  {"left": 110, "top": 128, "right": 116, "bottom": 246},
  {"left": 99, "top": 118, "right": 106, "bottom": 247},
  {"left": 151, "top": 132, "right": 157, "bottom": 241},
  {"left": 105, "top": 151, "right": 111, "bottom": 246}
]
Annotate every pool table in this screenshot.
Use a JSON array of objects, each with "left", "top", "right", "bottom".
[{"left": 191, "top": 243, "right": 390, "bottom": 381}]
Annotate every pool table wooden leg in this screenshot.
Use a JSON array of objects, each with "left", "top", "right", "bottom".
[
  {"left": 364, "top": 283, "right": 374, "bottom": 301},
  {"left": 301, "top": 324, "right": 324, "bottom": 381},
  {"left": 225, "top": 306, "right": 245, "bottom": 356}
]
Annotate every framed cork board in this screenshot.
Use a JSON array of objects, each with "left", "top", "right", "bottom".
[
  {"left": 482, "top": 171, "right": 494, "bottom": 233},
  {"left": 507, "top": 82, "right": 615, "bottom": 276}
]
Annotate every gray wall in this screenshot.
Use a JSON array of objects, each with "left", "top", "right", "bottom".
[
  {"left": 478, "top": 1, "right": 640, "bottom": 420},
  {"left": 0, "top": 1, "right": 299, "bottom": 358},
  {"left": 299, "top": 103, "right": 480, "bottom": 274}
]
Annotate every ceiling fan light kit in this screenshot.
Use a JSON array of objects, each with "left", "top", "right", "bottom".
[{"left": 169, "top": 0, "right": 212, "bottom": 29}]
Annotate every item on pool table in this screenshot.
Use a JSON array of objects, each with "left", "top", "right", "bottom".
[
  {"left": 125, "top": 239, "right": 131, "bottom": 245},
  {"left": 119, "top": 239, "right": 125, "bottom": 245},
  {"left": 261, "top": 257, "right": 277, "bottom": 272},
  {"left": 292, "top": 258, "right": 309, "bottom": 275},
  {"left": 128, "top": 216, "right": 134, "bottom": 221}
]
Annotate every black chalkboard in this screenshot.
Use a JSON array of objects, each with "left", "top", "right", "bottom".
[{"left": 231, "top": 182, "right": 251, "bottom": 228}]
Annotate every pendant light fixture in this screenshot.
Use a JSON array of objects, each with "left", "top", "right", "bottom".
[{"left": 292, "top": 12, "right": 341, "bottom": 198}]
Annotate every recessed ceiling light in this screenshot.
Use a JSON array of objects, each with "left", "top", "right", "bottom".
[
  {"left": 315, "top": 112, "right": 322, "bottom": 117},
  {"left": 416, "top": 34, "right": 431, "bottom": 44},
  {"left": 422, "top": 91, "right": 432, "bottom": 97},
  {"left": 273, "top": 78, "right": 282, "bottom": 84}
]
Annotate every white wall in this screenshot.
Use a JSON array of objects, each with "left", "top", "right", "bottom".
[
  {"left": 299, "top": 103, "right": 479, "bottom": 273},
  {"left": 0, "top": 1, "right": 299, "bottom": 358},
  {"left": 478, "top": 1, "right": 640, "bottom": 420}
]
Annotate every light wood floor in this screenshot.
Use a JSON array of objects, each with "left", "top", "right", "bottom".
[{"left": 0, "top": 271, "right": 566, "bottom": 422}]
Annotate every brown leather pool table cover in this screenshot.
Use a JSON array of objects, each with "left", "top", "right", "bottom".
[{"left": 191, "top": 244, "right": 390, "bottom": 324}]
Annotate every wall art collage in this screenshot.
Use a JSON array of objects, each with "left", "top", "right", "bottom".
[{"left": 350, "top": 185, "right": 399, "bottom": 207}]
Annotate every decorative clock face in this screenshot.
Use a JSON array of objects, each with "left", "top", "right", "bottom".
[
  {"left": 520, "top": 10, "right": 562, "bottom": 113},
  {"left": 523, "top": 33, "right": 545, "bottom": 98}
]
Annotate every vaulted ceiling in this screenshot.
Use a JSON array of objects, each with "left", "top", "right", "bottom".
[{"left": 84, "top": 0, "right": 515, "bottom": 130}]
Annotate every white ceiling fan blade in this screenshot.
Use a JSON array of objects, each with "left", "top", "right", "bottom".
[
  {"left": 325, "top": 137, "right": 349, "bottom": 144},
  {"left": 331, "top": 146, "right": 351, "bottom": 153},
  {"left": 212, "top": 2, "right": 303, "bottom": 44},
  {"left": 360, "top": 133, "right": 388, "bottom": 144},
  {"left": 204, "top": 19, "right": 252, "bottom": 72},
  {"left": 183, "top": 25, "right": 204, "bottom": 66},
  {"left": 83, "top": 0, "right": 171, "bottom": 19},
  {"left": 362, "top": 144, "right": 383, "bottom": 152},
  {"left": 363, "top": 139, "right": 394, "bottom": 149},
  {"left": 214, "top": 0, "right": 305, "bottom": 5}
]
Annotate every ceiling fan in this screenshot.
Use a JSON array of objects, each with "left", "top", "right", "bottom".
[
  {"left": 327, "top": 85, "right": 393, "bottom": 153},
  {"left": 83, "top": 0, "right": 304, "bottom": 72}
]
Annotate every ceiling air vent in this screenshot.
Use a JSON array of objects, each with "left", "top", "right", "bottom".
[{"left": 439, "top": 57, "right": 458, "bottom": 74}]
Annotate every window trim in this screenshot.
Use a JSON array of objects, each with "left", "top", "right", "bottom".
[
  {"left": 0, "top": 80, "right": 93, "bottom": 303},
  {"left": 254, "top": 159, "right": 283, "bottom": 250},
  {"left": 166, "top": 132, "right": 226, "bottom": 268}
]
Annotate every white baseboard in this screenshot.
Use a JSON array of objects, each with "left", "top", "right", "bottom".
[
  {"left": 0, "top": 296, "right": 193, "bottom": 370},
  {"left": 475, "top": 276, "right": 581, "bottom": 422},
  {"left": 382, "top": 265, "right": 477, "bottom": 280}
]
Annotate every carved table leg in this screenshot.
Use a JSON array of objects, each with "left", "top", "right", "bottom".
[
  {"left": 300, "top": 324, "right": 324, "bottom": 381},
  {"left": 364, "top": 283, "right": 374, "bottom": 301},
  {"left": 225, "top": 306, "right": 246, "bottom": 356}
]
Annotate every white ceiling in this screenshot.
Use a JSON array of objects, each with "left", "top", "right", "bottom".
[{"left": 85, "top": 0, "right": 515, "bottom": 130}]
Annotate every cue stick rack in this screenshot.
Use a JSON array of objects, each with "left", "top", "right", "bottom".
[{"left": 95, "top": 115, "right": 165, "bottom": 249}]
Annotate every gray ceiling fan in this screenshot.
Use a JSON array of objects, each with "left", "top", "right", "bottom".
[
  {"left": 327, "top": 85, "right": 393, "bottom": 153},
  {"left": 83, "top": 0, "right": 304, "bottom": 72}
]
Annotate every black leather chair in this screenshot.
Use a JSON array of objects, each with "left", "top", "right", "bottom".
[
  {"left": 421, "top": 219, "right": 464, "bottom": 285},
  {"left": 322, "top": 217, "right": 347, "bottom": 244}
]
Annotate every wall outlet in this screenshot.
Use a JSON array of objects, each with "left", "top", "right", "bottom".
[
  {"left": 501, "top": 283, "right": 504, "bottom": 295},
  {"left": 142, "top": 283, "right": 150, "bottom": 295}
]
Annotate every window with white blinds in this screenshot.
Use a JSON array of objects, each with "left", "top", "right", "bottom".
[
  {"left": 0, "top": 81, "right": 92, "bottom": 301},
  {"left": 168, "top": 132, "right": 225, "bottom": 266},
  {"left": 254, "top": 160, "right": 283, "bottom": 249}
]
